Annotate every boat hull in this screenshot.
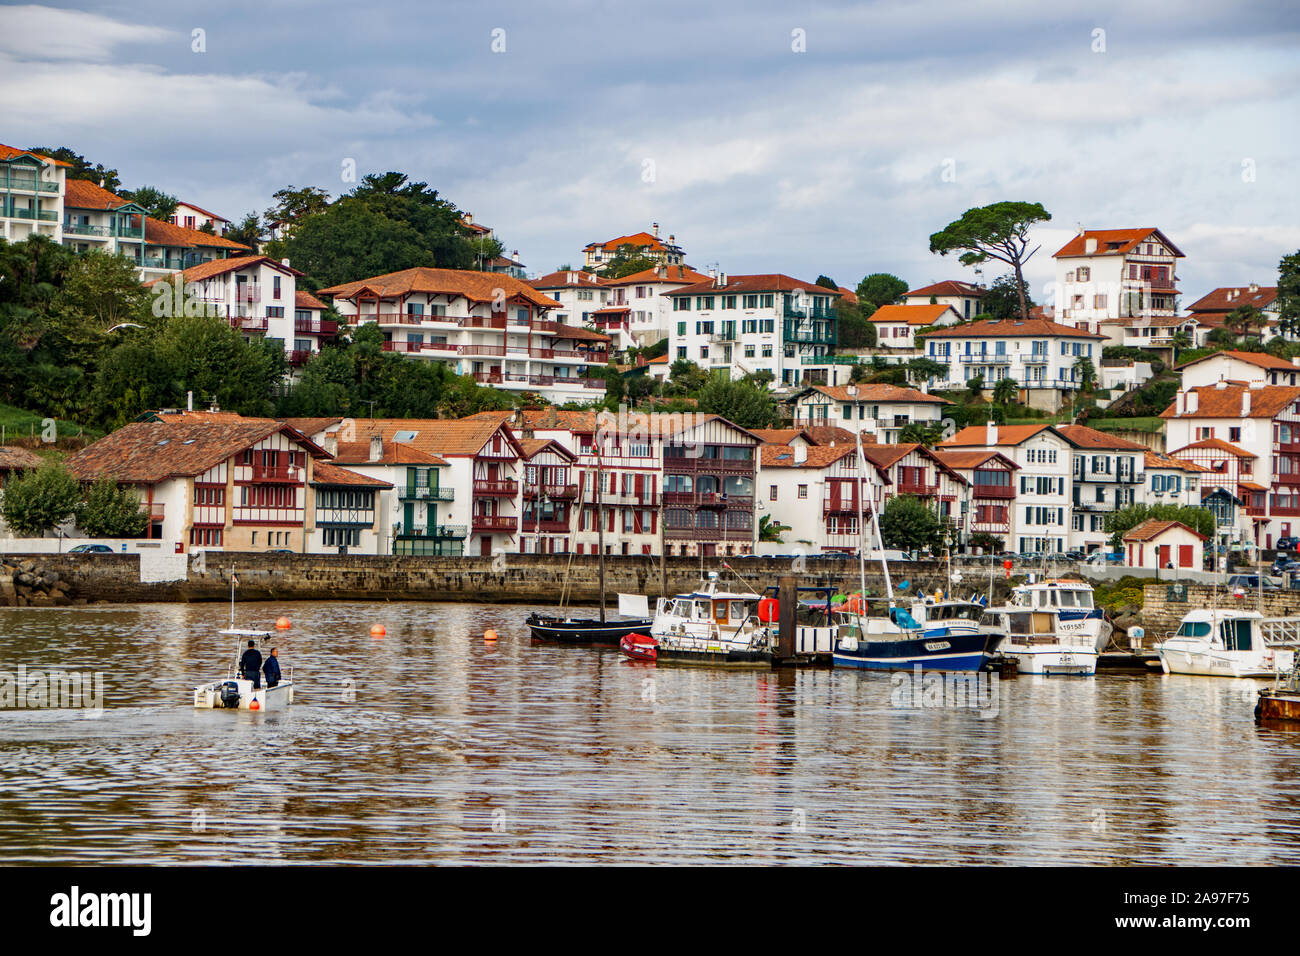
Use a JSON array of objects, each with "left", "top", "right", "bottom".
[
  {"left": 1156, "top": 640, "right": 1286, "bottom": 678},
  {"left": 1000, "top": 645, "right": 1098, "bottom": 676},
  {"left": 620, "top": 633, "right": 658, "bottom": 662},
  {"left": 833, "top": 632, "right": 996, "bottom": 672},
  {"left": 194, "top": 678, "right": 293, "bottom": 711},
  {"left": 1256, "top": 690, "right": 1300, "bottom": 722},
  {"left": 527, "top": 613, "right": 652, "bottom": 645}
]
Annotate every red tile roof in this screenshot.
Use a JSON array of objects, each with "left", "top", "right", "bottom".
[
  {"left": 330, "top": 440, "right": 448, "bottom": 467},
  {"left": 0, "top": 446, "right": 43, "bottom": 471},
  {"left": 1159, "top": 383, "right": 1300, "bottom": 420},
  {"left": 584, "top": 231, "right": 672, "bottom": 253},
  {"left": 529, "top": 270, "right": 606, "bottom": 289},
  {"left": 1053, "top": 228, "right": 1184, "bottom": 259},
  {"left": 940, "top": 424, "right": 1055, "bottom": 447},
  {"left": 319, "top": 267, "right": 561, "bottom": 310},
  {"left": 867, "top": 304, "right": 957, "bottom": 326},
  {"left": 519, "top": 437, "right": 575, "bottom": 461},
  {"left": 665, "top": 274, "right": 842, "bottom": 298},
  {"left": 175, "top": 201, "right": 229, "bottom": 223},
  {"left": 1123, "top": 519, "right": 1206, "bottom": 543},
  {"left": 1186, "top": 286, "right": 1278, "bottom": 313},
  {"left": 295, "top": 290, "right": 328, "bottom": 311},
  {"left": 836, "top": 286, "right": 859, "bottom": 305},
  {"left": 1176, "top": 349, "right": 1297, "bottom": 372},
  {"left": 1145, "top": 450, "right": 1209, "bottom": 472},
  {"left": 143, "top": 255, "right": 301, "bottom": 288},
  {"left": 601, "top": 265, "right": 711, "bottom": 286},
  {"left": 760, "top": 443, "right": 856, "bottom": 468},
  {"left": 931, "top": 449, "right": 1019, "bottom": 471},
  {"left": 310, "top": 460, "right": 393, "bottom": 488},
  {"left": 0, "top": 144, "right": 69, "bottom": 167},
  {"left": 924, "top": 318, "right": 1106, "bottom": 339},
  {"left": 335, "top": 418, "right": 522, "bottom": 458},
  {"left": 144, "top": 216, "right": 251, "bottom": 251},
  {"left": 63, "top": 179, "right": 139, "bottom": 211},
  {"left": 904, "top": 280, "right": 983, "bottom": 298},
  {"left": 1055, "top": 424, "right": 1149, "bottom": 451},
  {"left": 1168, "top": 438, "right": 1255, "bottom": 458}
]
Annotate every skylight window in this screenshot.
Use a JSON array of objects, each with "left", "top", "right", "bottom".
[{"left": 394, "top": 430, "right": 418, "bottom": 443}]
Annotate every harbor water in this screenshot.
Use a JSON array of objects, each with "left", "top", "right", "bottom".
[{"left": 1, "top": 601, "right": 1299, "bottom": 864}]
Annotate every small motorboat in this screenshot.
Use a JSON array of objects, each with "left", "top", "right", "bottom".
[
  {"left": 193, "top": 628, "right": 293, "bottom": 711},
  {"left": 623, "top": 574, "right": 777, "bottom": 667},
  {"left": 527, "top": 612, "right": 652, "bottom": 645},
  {"left": 620, "top": 632, "right": 658, "bottom": 662},
  {"left": 1158, "top": 608, "right": 1297, "bottom": 678}
]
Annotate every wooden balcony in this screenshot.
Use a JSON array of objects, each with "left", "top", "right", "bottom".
[
  {"left": 249, "top": 462, "right": 300, "bottom": 483},
  {"left": 972, "top": 484, "right": 1015, "bottom": 499},
  {"left": 823, "top": 497, "right": 861, "bottom": 515},
  {"left": 288, "top": 349, "right": 312, "bottom": 366},
  {"left": 472, "top": 514, "right": 519, "bottom": 532},
  {"left": 525, "top": 483, "right": 578, "bottom": 500},
  {"left": 896, "top": 480, "right": 938, "bottom": 497},
  {"left": 473, "top": 479, "right": 518, "bottom": 497},
  {"left": 294, "top": 317, "right": 338, "bottom": 335}
]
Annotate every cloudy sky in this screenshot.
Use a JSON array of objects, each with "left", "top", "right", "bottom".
[{"left": 2, "top": 0, "right": 1297, "bottom": 302}]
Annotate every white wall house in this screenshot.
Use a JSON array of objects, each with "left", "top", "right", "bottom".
[
  {"left": 598, "top": 264, "right": 711, "bottom": 350},
  {"left": 0, "top": 144, "right": 66, "bottom": 245},
  {"left": 923, "top": 318, "right": 1107, "bottom": 411},
  {"left": 1056, "top": 425, "right": 1147, "bottom": 553},
  {"left": 1178, "top": 350, "right": 1300, "bottom": 390},
  {"left": 667, "top": 273, "right": 839, "bottom": 388},
  {"left": 583, "top": 225, "right": 684, "bottom": 270},
  {"left": 901, "top": 280, "right": 984, "bottom": 320},
  {"left": 758, "top": 443, "right": 887, "bottom": 554},
  {"left": 1123, "top": 519, "right": 1206, "bottom": 571},
  {"left": 170, "top": 201, "right": 229, "bottom": 235},
  {"left": 867, "top": 304, "right": 961, "bottom": 349},
  {"left": 1052, "top": 227, "right": 1184, "bottom": 334},
  {"left": 320, "top": 267, "right": 610, "bottom": 405},
  {"left": 1142, "top": 451, "right": 1207, "bottom": 509},
  {"left": 790, "top": 384, "right": 950, "bottom": 444}
]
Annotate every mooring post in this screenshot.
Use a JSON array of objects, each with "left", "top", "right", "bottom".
[{"left": 778, "top": 574, "right": 796, "bottom": 660}]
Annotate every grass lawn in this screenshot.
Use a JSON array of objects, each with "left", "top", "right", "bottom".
[
  {"left": 0, "top": 404, "right": 102, "bottom": 444},
  {"left": 1088, "top": 416, "right": 1165, "bottom": 434}
]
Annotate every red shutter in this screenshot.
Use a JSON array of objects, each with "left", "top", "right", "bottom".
[{"left": 1178, "top": 545, "right": 1194, "bottom": 568}]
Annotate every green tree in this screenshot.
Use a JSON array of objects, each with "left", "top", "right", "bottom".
[
  {"left": 596, "top": 244, "right": 657, "bottom": 279},
  {"left": 696, "top": 376, "right": 779, "bottom": 429},
  {"left": 992, "top": 377, "right": 1018, "bottom": 406},
  {"left": 1104, "top": 504, "right": 1215, "bottom": 550},
  {"left": 979, "top": 273, "right": 1036, "bottom": 320},
  {"left": 123, "top": 186, "right": 179, "bottom": 222},
  {"left": 1170, "top": 330, "right": 1192, "bottom": 361},
  {"left": 899, "top": 421, "right": 943, "bottom": 445},
  {"left": 879, "top": 494, "right": 942, "bottom": 552},
  {"left": 0, "top": 461, "right": 79, "bottom": 537},
  {"left": 223, "top": 213, "right": 262, "bottom": 252},
  {"left": 76, "top": 474, "right": 147, "bottom": 538},
  {"left": 263, "top": 185, "right": 332, "bottom": 234},
  {"left": 905, "top": 356, "right": 947, "bottom": 386},
  {"left": 856, "top": 273, "right": 908, "bottom": 313},
  {"left": 1226, "top": 304, "right": 1266, "bottom": 340},
  {"left": 966, "top": 373, "right": 986, "bottom": 399},
  {"left": 26, "top": 146, "right": 121, "bottom": 192},
  {"left": 929, "top": 202, "right": 1052, "bottom": 321},
  {"left": 758, "top": 514, "right": 789, "bottom": 543},
  {"left": 1073, "top": 356, "right": 1097, "bottom": 392},
  {"left": 1278, "top": 250, "right": 1300, "bottom": 334},
  {"left": 815, "top": 275, "right": 839, "bottom": 291},
  {"left": 835, "top": 300, "right": 876, "bottom": 348},
  {"left": 666, "top": 358, "right": 709, "bottom": 395}
]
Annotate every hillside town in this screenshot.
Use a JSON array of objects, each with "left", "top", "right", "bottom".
[{"left": 2, "top": 140, "right": 1298, "bottom": 567}]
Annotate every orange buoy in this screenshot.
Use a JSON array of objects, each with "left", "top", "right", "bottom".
[
  {"left": 757, "top": 598, "right": 779, "bottom": 623},
  {"left": 484, "top": 628, "right": 498, "bottom": 643},
  {"left": 370, "top": 623, "right": 386, "bottom": 637},
  {"left": 275, "top": 616, "right": 291, "bottom": 630},
  {"left": 249, "top": 698, "right": 260, "bottom": 711}
]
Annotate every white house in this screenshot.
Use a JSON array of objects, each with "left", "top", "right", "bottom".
[
  {"left": 170, "top": 201, "right": 229, "bottom": 235},
  {"left": 1, "top": 143, "right": 66, "bottom": 245},
  {"left": 1178, "top": 350, "right": 1300, "bottom": 389},
  {"left": 1123, "top": 519, "right": 1206, "bottom": 571},
  {"left": 597, "top": 264, "right": 711, "bottom": 349},
  {"left": 758, "top": 442, "right": 888, "bottom": 554},
  {"left": 1056, "top": 424, "right": 1147, "bottom": 553},
  {"left": 901, "top": 280, "right": 985, "bottom": 320},
  {"left": 583, "top": 225, "right": 684, "bottom": 270},
  {"left": 1051, "top": 227, "right": 1185, "bottom": 334},
  {"left": 922, "top": 318, "right": 1107, "bottom": 411},
  {"left": 666, "top": 273, "right": 839, "bottom": 387},
  {"left": 867, "top": 303, "right": 961, "bottom": 349},
  {"left": 1142, "top": 451, "right": 1207, "bottom": 509},
  {"left": 790, "top": 384, "right": 950, "bottom": 444}
]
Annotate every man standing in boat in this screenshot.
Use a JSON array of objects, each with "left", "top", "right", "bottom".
[
  {"left": 239, "top": 640, "right": 263, "bottom": 689},
  {"left": 263, "top": 647, "right": 282, "bottom": 689}
]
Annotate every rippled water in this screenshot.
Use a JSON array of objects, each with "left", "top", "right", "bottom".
[{"left": 1, "top": 601, "right": 1298, "bottom": 864}]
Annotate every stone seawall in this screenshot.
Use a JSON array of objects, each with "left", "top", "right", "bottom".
[
  {"left": 0, "top": 552, "right": 972, "bottom": 606},
  {"left": 1142, "top": 582, "right": 1300, "bottom": 638}
]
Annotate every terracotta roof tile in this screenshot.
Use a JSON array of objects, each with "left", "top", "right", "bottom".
[
  {"left": 63, "top": 179, "right": 140, "bottom": 212},
  {"left": 1169, "top": 438, "right": 1256, "bottom": 458},
  {"left": 584, "top": 231, "right": 672, "bottom": 253},
  {"left": 803, "top": 383, "right": 950, "bottom": 404},
  {"left": 1159, "top": 383, "right": 1300, "bottom": 420},
  {"left": 319, "top": 267, "right": 561, "bottom": 310},
  {"left": 601, "top": 265, "right": 711, "bottom": 286},
  {"left": 0, "top": 144, "right": 69, "bottom": 166},
  {"left": 331, "top": 418, "right": 521, "bottom": 458},
  {"left": 1187, "top": 287, "right": 1278, "bottom": 313},
  {"left": 1122, "top": 519, "right": 1205, "bottom": 543},
  {"left": 0, "top": 446, "right": 43, "bottom": 470},
  {"left": 867, "top": 304, "right": 957, "bottom": 326},
  {"left": 940, "top": 424, "right": 1054, "bottom": 447},
  {"left": 760, "top": 443, "right": 856, "bottom": 468},
  {"left": 904, "top": 280, "right": 984, "bottom": 298},
  {"left": 529, "top": 270, "right": 606, "bottom": 289},
  {"left": 1053, "top": 228, "right": 1184, "bottom": 259},
  {"left": 665, "top": 274, "right": 842, "bottom": 298},
  {"left": 519, "top": 437, "right": 575, "bottom": 461},
  {"left": 1176, "top": 349, "right": 1296, "bottom": 372},
  {"left": 924, "top": 318, "right": 1106, "bottom": 340},
  {"left": 295, "top": 290, "right": 328, "bottom": 311},
  {"left": 175, "top": 201, "right": 228, "bottom": 223},
  {"left": 1144, "top": 450, "right": 1209, "bottom": 472},
  {"left": 143, "top": 216, "right": 250, "bottom": 251},
  {"left": 931, "top": 449, "right": 1019, "bottom": 471},
  {"left": 144, "top": 255, "right": 301, "bottom": 288},
  {"left": 1055, "top": 424, "right": 1150, "bottom": 451},
  {"left": 330, "top": 440, "right": 448, "bottom": 466},
  {"left": 309, "top": 461, "right": 393, "bottom": 488}
]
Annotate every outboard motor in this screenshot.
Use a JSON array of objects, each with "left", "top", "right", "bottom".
[{"left": 219, "top": 681, "right": 242, "bottom": 708}]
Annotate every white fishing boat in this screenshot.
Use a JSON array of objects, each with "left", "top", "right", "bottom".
[
  {"left": 1007, "top": 577, "right": 1113, "bottom": 653},
  {"left": 1156, "top": 608, "right": 1297, "bottom": 678},
  {"left": 193, "top": 575, "right": 294, "bottom": 710},
  {"left": 981, "top": 604, "right": 1099, "bottom": 676},
  {"left": 622, "top": 573, "right": 777, "bottom": 666}
]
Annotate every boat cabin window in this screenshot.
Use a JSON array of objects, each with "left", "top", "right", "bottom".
[
  {"left": 953, "top": 604, "right": 982, "bottom": 621},
  {"left": 1076, "top": 591, "right": 1093, "bottom": 609},
  {"left": 1176, "top": 620, "right": 1211, "bottom": 638},
  {"left": 693, "top": 601, "right": 711, "bottom": 620},
  {"left": 672, "top": 599, "right": 693, "bottom": 617},
  {"left": 1220, "top": 619, "right": 1253, "bottom": 651},
  {"left": 1035, "top": 590, "right": 1050, "bottom": 609},
  {"left": 1058, "top": 590, "right": 1078, "bottom": 608},
  {"left": 1008, "top": 612, "right": 1033, "bottom": 635},
  {"left": 713, "top": 599, "right": 728, "bottom": 623},
  {"left": 729, "top": 600, "right": 748, "bottom": 621}
]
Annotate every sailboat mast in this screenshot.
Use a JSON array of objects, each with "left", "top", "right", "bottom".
[{"left": 597, "top": 450, "right": 606, "bottom": 623}]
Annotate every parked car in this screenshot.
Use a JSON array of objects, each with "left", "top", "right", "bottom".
[
  {"left": 1277, "top": 537, "right": 1300, "bottom": 551},
  {"left": 68, "top": 544, "right": 114, "bottom": 554},
  {"left": 1064, "top": 550, "right": 1086, "bottom": 562},
  {"left": 1271, "top": 558, "right": 1300, "bottom": 575},
  {"left": 1228, "top": 574, "right": 1281, "bottom": 591}
]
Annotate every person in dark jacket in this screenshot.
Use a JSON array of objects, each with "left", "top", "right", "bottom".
[
  {"left": 239, "top": 640, "right": 262, "bottom": 689},
  {"left": 263, "top": 647, "right": 282, "bottom": 688}
]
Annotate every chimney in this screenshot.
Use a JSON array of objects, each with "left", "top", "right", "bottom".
[
  {"left": 1084, "top": 237, "right": 1098, "bottom": 254},
  {"left": 794, "top": 445, "right": 807, "bottom": 464},
  {"left": 369, "top": 434, "right": 383, "bottom": 462},
  {"left": 716, "top": 271, "right": 727, "bottom": 288},
  {"left": 323, "top": 433, "right": 338, "bottom": 456},
  {"left": 1187, "top": 390, "right": 1199, "bottom": 413},
  {"left": 668, "top": 234, "right": 675, "bottom": 244},
  {"left": 986, "top": 420, "right": 998, "bottom": 446},
  {"left": 653, "top": 263, "right": 662, "bottom": 277},
  {"left": 1076, "top": 223, "right": 1085, "bottom": 236},
  {"left": 186, "top": 390, "right": 193, "bottom": 413},
  {"left": 1242, "top": 390, "right": 1252, "bottom": 417},
  {"left": 652, "top": 222, "right": 659, "bottom": 237},
  {"left": 511, "top": 250, "right": 520, "bottom": 263},
  {"left": 708, "top": 266, "right": 717, "bottom": 280},
  {"left": 280, "top": 258, "right": 290, "bottom": 268},
  {"left": 464, "top": 212, "right": 473, "bottom": 224},
  {"left": 1250, "top": 282, "right": 1259, "bottom": 294}
]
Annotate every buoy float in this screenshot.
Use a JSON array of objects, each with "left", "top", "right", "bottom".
[
  {"left": 370, "top": 623, "right": 386, "bottom": 637},
  {"left": 249, "top": 698, "right": 260, "bottom": 711},
  {"left": 275, "top": 616, "right": 291, "bottom": 630},
  {"left": 757, "top": 597, "right": 779, "bottom": 623},
  {"left": 484, "top": 628, "right": 498, "bottom": 643}
]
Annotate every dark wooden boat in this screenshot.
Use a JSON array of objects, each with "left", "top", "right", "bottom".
[{"left": 527, "top": 613, "right": 652, "bottom": 645}]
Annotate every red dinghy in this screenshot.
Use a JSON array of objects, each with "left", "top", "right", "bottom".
[{"left": 620, "top": 633, "right": 658, "bottom": 662}]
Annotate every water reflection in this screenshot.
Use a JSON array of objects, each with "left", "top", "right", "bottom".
[{"left": 0, "top": 602, "right": 1295, "bottom": 863}]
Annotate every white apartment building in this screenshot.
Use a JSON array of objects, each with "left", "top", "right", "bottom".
[
  {"left": 667, "top": 273, "right": 839, "bottom": 387},
  {"left": 1056, "top": 425, "right": 1146, "bottom": 553},
  {"left": 923, "top": 318, "right": 1106, "bottom": 411},
  {"left": 901, "top": 280, "right": 985, "bottom": 319},
  {"left": 170, "top": 201, "right": 229, "bottom": 235},
  {"left": 319, "top": 267, "right": 610, "bottom": 405},
  {"left": 1163, "top": 382, "right": 1300, "bottom": 549},
  {"left": 940, "top": 424, "right": 1073, "bottom": 553},
  {"left": 529, "top": 269, "right": 609, "bottom": 327},
  {"left": 759, "top": 443, "right": 888, "bottom": 554},
  {"left": 597, "top": 264, "right": 711, "bottom": 350},
  {"left": 1142, "top": 451, "right": 1207, "bottom": 509},
  {"left": 1, "top": 144, "right": 66, "bottom": 244},
  {"left": 1178, "top": 350, "right": 1300, "bottom": 389},
  {"left": 790, "top": 384, "right": 950, "bottom": 444},
  {"left": 1052, "top": 227, "right": 1184, "bottom": 334},
  {"left": 867, "top": 304, "right": 961, "bottom": 349}
]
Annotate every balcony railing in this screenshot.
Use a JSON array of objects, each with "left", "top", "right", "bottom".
[
  {"left": 972, "top": 484, "right": 1015, "bottom": 499},
  {"left": 896, "top": 481, "right": 938, "bottom": 497},
  {"left": 663, "top": 492, "right": 754, "bottom": 509},
  {"left": 473, "top": 371, "right": 503, "bottom": 385},
  {"left": 382, "top": 340, "right": 424, "bottom": 352},
  {"left": 399, "top": 524, "right": 468, "bottom": 539},
  {"left": 473, "top": 479, "right": 518, "bottom": 497},
  {"left": 2, "top": 175, "right": 59, "bottom": 193},
  {"left": 472, "top": 514, "right": 519, "bottom": 532},
  {"left": 823, "top": 498, "right": 861, "bottom": 515},
  {"left": 294, "top": 318, "right": 338, "bottom": 335},
  {"left": 288, "top": 349, "right": 312, "bottom": 366},
  {"left": 249, "top": 462, "right": 300, "bottom": 483},
  {"left": 597, "top": 490, "right": 661, "bottom": 507},
  {"left": 229, "top": 316, "right": 269, "bottom": 333},
  {"left": 139, "top": 502, "right": 165, "bottom": 521},
  {"left": 525, "top": 484, "right": 578, "bottom": 500},
  {"left": 460, "top": 315, "right": 507, "bottom": 330},
  {"left": 522, "top": 518, "right": 571, "bottom": 533},
  {"left": 6, "top": 207, "right": 57, "bottom": 221},
  {"left": 402, "top": 485, "right": 455, "bottom": 500}
]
